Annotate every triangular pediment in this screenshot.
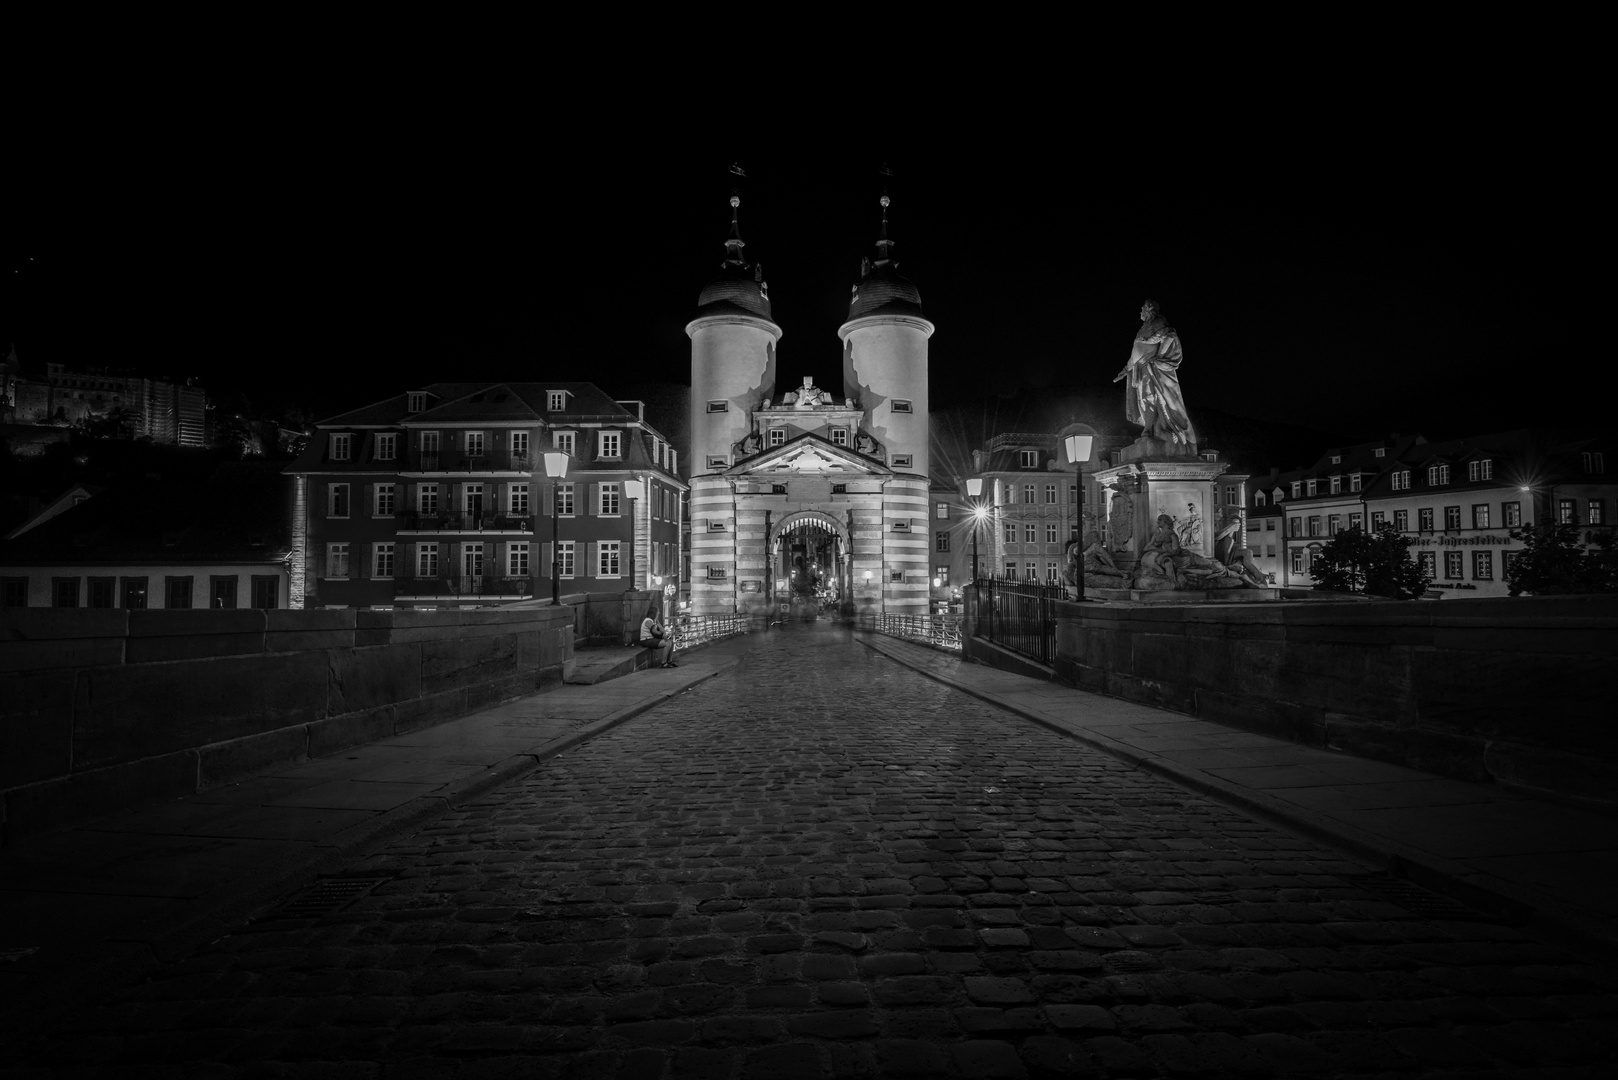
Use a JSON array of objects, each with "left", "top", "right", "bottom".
[{"left": 727, "top": 432, "right": 890, "bottom": 477}]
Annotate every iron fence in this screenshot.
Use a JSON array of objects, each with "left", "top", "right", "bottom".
[
  {"left": 975, "top": 575, "right": 1061, "bottom": 665},
  {"left": 670, "top": 612, "right": 752, "bottom": 652},
  {"left": 861, "top": 612, "right": 963, "bottom": 652}
]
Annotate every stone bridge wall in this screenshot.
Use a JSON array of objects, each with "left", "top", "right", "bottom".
[
  {"left": 998, "top": 595, "right": 1617, "bottom": 811},
  {"left": 0, "top": 606, "right": 574, "bottom": 845}
]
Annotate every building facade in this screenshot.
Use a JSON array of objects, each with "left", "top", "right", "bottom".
[
  {"left": 685, "top": 195, "right": 935, "bottom": 617},
  {"left": 285, "top": 383, "right": 685, "bottom": 610},
  {"left": 1, "top": 349, "right": 207, "bottom": 447}
]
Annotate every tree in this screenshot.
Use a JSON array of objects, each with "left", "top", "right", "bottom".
[
  {"left": 1505, "top": 524, "right": 1618, "bottom": 595},
  {"left": 1311, "top": 524, "right": 1429, "bottom": 599}
]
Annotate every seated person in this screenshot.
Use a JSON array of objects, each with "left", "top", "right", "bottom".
[{"left": 639, "top": 606, "right": 675, "bottom": 667}]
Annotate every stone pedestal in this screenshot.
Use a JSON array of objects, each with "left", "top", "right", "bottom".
[{"left": 1094, "top": 439, "right": 1228, "bottom": 573}]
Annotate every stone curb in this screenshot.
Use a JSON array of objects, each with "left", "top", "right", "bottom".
[
  {"left": 5, "top": 645, "right": 751, "bottom": 1040},
  {"left": 857, "top": 633, "right": 1617, "bottom": 964}
]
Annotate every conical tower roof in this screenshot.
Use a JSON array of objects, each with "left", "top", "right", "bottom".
[
  {"left": 847, "top": 194, "right": 924, "bottom": 320},
  {"left": 695, "top": 194, "right": 774, "bottom": 321}
]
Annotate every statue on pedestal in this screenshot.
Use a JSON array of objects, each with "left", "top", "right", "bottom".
[
  {"left": 1108, "top": 486, "right": 1134, "bottom": 553},
  {"left": 1114, "top": 299, "right": 1196, "bottom": 445},
  {"left": 1135, "top": 513, "right": 1245, "bottom": 591},
  {"left": 1066, "top": 511, "right": 1131, "bottom": 589},
  {"left": 1215, "top": 510, "right": 1269, "bottom": 588}
]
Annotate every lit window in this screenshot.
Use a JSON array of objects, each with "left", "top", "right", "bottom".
[
  {"left": 1472, "top": 504, "right": 1489, "bottom": 529},
  {"left": 375, "top": 433, "right": 397, "bottom": 461},
  {"left": 600, "top": 483, "right": 620, "bottom": 516},
  {"left": 599, "top": 541, "right": 621, "bottom": 577},
  {"left": 1394, "top": 510, "right": 1409, "bottom": 531},
  {"left": 328, "top": 483, "right": 350, "bottom": 518},
  {"left": 548, "top": 391, "right": 566, "bottom": 411},
  {"left": 552, "top": 431, "right": 575, "bottom": 454},
  {"left": 374, "top": 543, "right": 395, "bottom": 579},
  {"left": 330, "top": 433, "right": 352, "bottom": 461},
  {"left": 1428, "top": 464, "right": 1450, "bottom": 486},
  {"left": 1473, "top": 550, "right": 1493, "bottom": 580},
  {"left": 508, "top": 542, "right": 529, "bottom": 577},
  {"left": 1444, "top": 506, "right": 1461, "bottom": 531},
  {"left": 1503, "top": 502, "right": 1521, "bottom": 527},
  {"left": 1419, "top": 508, "right": 1434, "bottom": 531},
  {"left": 1591, "top": 500, "right": 1607, "bottom": 525},
  {"left": 1445, "top": 551, "right": 1463, "bottom": 579},
  {"left": 936, "top": 502, "right": 948, "bottom": 519},
  {"left": 326, "top": 543, "right": 350, "bottom": 578},
  {"left": 1469, "top": 459, "right": 1493, "bottom": 481},
  {"left": 1559, "top": 499, "right": 1576, "bottom": 524},
  {"left": 1020, "top": 450, "right": 1038, "bottom": 468},
  {"left": 1392, "top": 470, "right": 1410, "bottom": 491},
  {"left": 598, "top": 432, "right": 621, "bottom": 458},
  {"left": 935, "top": 567, "right": 949, "bottom": 587},
  {"left": 1418, "top": 551, "right": 1436, "bottom": 578}
]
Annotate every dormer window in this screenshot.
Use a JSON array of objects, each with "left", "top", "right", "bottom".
[
  {"left": 1291, "top": 482, "right": 1301, "bottom": 498},
  {"left": 1255, "top": 491, "right": 1267, "bottom": 506},
  {"left": 548, "top": 390, "right": 567, "bottom": 411},
  {"left": 1330, "top": 454, "right": 1342, "bottom": 464},
  {"left": 1329, "top": 476, "right": 1341, "bottom": 494},
  {"left": 1306, "top": 480, "right": 1317, "bottom": 496},
  {"left": 1428, "top": 464, "right": 1450, "bottom": 486},
  {"left": 1468, "top": 459, "right": 1493, "bottom": 481},
  {"left": 892, "top": 400, "right": 913, "bottom": 414},
  {"left": 831, "top": 428, "right": 848, "bottom": 446},
  {"left": 1349, "top": 473, "right": 1361, "bottom": 492},
  {"left": 1019, "top": 450, "right": 1038, "bottom": 468},
  {"left": 1374, "top": 447, "right": 1386, "bottom": 458},
  {"left": 375, "top": 433, "right": 397, "bottom": 461},
  {"left": 1392, "top": 469, "right": 1411, "bottom": 491},
  {"left": 330, "top": 433, "right": 352, "bottom": 461},
  {"left": 407, "top": 392, "right": 427, "bottom": 413},
  {"left": 598, "top": 431, "right": 621, "bottom": 458},
  {"left": 769, "top": 428, "right": 786, "bottom": 447},
  {"left": 1582, "top": 451, "right": 1605, "bottom": 474},
  {"left": 552, "top": 431, "right": 575, "bottom": 454}
]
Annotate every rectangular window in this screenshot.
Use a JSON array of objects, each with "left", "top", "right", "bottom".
[
  {"left": 418, "top": 483, "right": 439, "bottom": 514},
  {"left": 164, "top": 576, "right": 191, "bottom": 609},
  {"left": 1419, "top": 508, "right": 1434, "bottom": 531},
  {"left": 706, "top": 400, "right": 729, "bottom": 413},
  {"left": 88, "top": 573, "right": 115, "bottom": 608},
  {"left": 599, "top": 542, "right": 621, "bottom": 577},
  {"left": 417, "top": 543, "right": 439, "bottom": 577},
  {"left": 1590, "top": 500, "right": 1606, "bottom": 525},
  {"left": 374, "top": 543, "right": 395, "bottom": 578},
  {"left": 1473, "top": 551, "right": 1493, "bottom": 580},
  {"left": 557, "top": 483, "right": 575, "bottom": 516},
  {"left": 1371, "top": 510, "right": 1387, "bottom": 529},
  {"left": 1390, "top": 509, "right": 1409, "bottom": 531},
  {"left": 1020, "top": 450, "right": 1038, "bottom": 468},
  {"left": 552, "top": 431, "right": 575, "bottom": 454},
  {"left": 1290, "top": 550, "right": 1303, "bottom": 573},
  {"left": 1070, "top": 485, "right": 1078, "bottom": 506},
  {"left": 1444, "top": 551, "right": 1464, "bottom": 579},
  {"left": 510, "top": 431, "right": 528, "bottom": 460},
  {"left": 768, "top": 428, "right": 785, "bottom": 446},
  {"left": 598, "top": 431, "right": 621, "bottom": 458},
  {"left": 1291, "top": 482, "right": 1302, "bottom": 498},
  {"left": 891, "top": 520, "right": 911, "bottom": 532},
  {"left": 1419, "top": 551, "right": 1436, "bottom": 579},
  {"left": 890, "top": 569, "right": 905, "bottom": 583},
  {"left": 1045, "top": 484, "right": 1057, "bottom": 504},
  {"left": 1374, "top": 447, "right": 1386, "bottom": 458},
  {"left": 1024, "top": 484, "right": 1036, "bottom": 504},
  {"left": 831, "top": 428, "right": 848, "bottom": 446},
  {"left": 706, "top": 455, "right": 728, "bottom": 470},
  {"left": 1559, "top": 498, "right": 1576, "bottom": 524},
  {"left": 891, "top": 454, "right": 913, "bottom": 468},
  {"left": 421, "top": 430, "right": 440, "bottom": 455},
  {"left": 375, "top": 483, "right": 396, "bottom": 516},
  {"left": 706, "top": 565, "right": 726, "bottom": 580},
  {"left": 326, "top": 543, "right": 350, "bottom": 578},
  {"left": 464, "top": 431, "right": 485, "bottom": 458},
  {"left": 328, "top": 483, "right": 350, "bottom": 517},
  {"left": 600, "top": 483, "right": 621, "bottom": 516},
  {"left": 1349, "top": 474, "right": 1362, "bottom": 493},
  {"left": 209, "top": 576, "right": 236, "bottom": 609},
  {"left": 1428, "top": 464, "right": 1451, "bottom": 486},
  {"left": 1503, "top": 550, "right": 1521, "bottom": 577},
  {"left": 1472, "top": 504, "right": 1490, "bottom": 529},
  {"left": 1308, "top": 516, "right": 1322, "bottom": 536},
  {"left": 1024, "top": 523, "right": 1037, "bottom": 543},
  {"left": 49, "top": 577, "right": 79, "bottom": 607},
  {"left": 1306, "top": 480, "right": 1317, "bottom": 496},
  {"left": 375, "top": 433, "right": 397, "bottom": 461},
  {"left": 548, "top": 391, "right": 566, "bottom": 411},
  {"left": 935, "top": 567, "right": 949, "bottom": 587},
  {"left": 0, "top": 577, "right": 28, "bottom": 607},
  {"left": 892, "top": 400, "right": 913, "bottom": 413},
  {"left": 556, "top": 541, "right": 575, "bottom": 578},
  {"left": 508, "top": 542, "right": 530, "bottom": 577},
  {"left": 408, "top": 392, "right": 426, "bottom": 413},
  {"left": 1004, "top": 560, "right": 1017, "bottom": 579},
  {"left": 1045, "top": 523, "right": 1058, "bottom": 544},
  {"left": 1444, "top": 506, "right": 1461, "bottom": 530},
  {"left": 510, "top": 484, "right": 529, "bottom": 514},
  {"left": 1348, "top": 512, "right": 1362, "bottom": 531},
  {"left": 1469, "top": 459, "right": 1493, "bottom": 481},
  {"left": 1024, "top": 561, "right": 1038, "bottom": 580},
  {"left": 1328, "top": 514, "right": 1341, "bottom": 534},
  {"left": 1004, "top": 521, "right": 1016, "bottom": 543},
  {"left": 1330, "top": 476, "right": 1341, "bottom": 495},
  {"left": 118, "top": 577, "right": 147, "bottom": 608},
  {"left": 936, "top": 502, "right": 949, "bottom": 519},
  {"left": 1289, "top": 516, "right": 1302, "bottom": 537},
  {"left": 251, "top": 576, "right": 278, "bottom": 609},
  {"left": 1582, "top": 451, "right": 1605, "bottom": 474},
  {"left": 1392, "top": 470, "right": 1410, "bottom": 491},
  {"left": 330, "top": 433, "right": 352, "bottom": 461},
  {"left": 1503, "top": 501, "right": 1521, "bottom": 527},
  {"left": 935, "top": 531, "right": 950, "bottom": 552}
]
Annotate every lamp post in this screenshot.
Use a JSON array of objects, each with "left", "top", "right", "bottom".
[
  {"left": 966, "top": 477, "right": 986, "bottom": 584},
  {"left": 544, "top": 451, "right": 569, "bottom": 606},
  {"left": 623, "top": 479, "right": 645, "bottom": 593},
  {"left": 1063, "top": 433, "right": 1095, "bottom": 602}
]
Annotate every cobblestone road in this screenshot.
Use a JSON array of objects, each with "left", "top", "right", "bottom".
[{"left": 17, "top": 624, "right": 1618, "bottom": 1077}]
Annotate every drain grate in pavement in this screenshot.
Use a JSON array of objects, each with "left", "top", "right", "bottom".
[
  {"left": 257, "top": 877, "right": 391, "bottom": 921},
  {"left": 1346, "top": 872, "right": 1510, "bottom": 923}
]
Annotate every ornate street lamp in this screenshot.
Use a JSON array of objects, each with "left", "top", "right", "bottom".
[
  {"left": 1063, "top": 433, "right": 1095, "bottom": 602},
  {"left": 623, "top": 479, "right": 645, "bottom": 593},
  {"left": 544, "top": 451, "right": 569, "bottom": 605},
  {"left": 966, "top": 477, "right": 987, "bottom": 584}
]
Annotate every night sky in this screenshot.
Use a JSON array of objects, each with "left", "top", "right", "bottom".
[{"left": 8, "top": 61, "right": 1596, "bottom": 450}]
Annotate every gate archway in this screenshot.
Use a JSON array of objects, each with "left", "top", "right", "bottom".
[{"left": 769, "top": 510, "right": 851, "bottom": 607}]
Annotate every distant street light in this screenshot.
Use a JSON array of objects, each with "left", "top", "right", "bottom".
[
  {"left": 1063, "top": 433, "right": 1095, "bottom": 602},
  {"left": 544, "top": 452, "right": 570, "bottom": 606},
  {"left": 966, "top": 477, "right": 988, "bottom": 584}
]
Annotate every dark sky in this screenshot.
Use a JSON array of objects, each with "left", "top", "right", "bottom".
[{"left": 7, "top": 57, "right": 1595, "bottom": 446}]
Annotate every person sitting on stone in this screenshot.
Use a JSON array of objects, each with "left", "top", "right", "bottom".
[{"left": 639, "top": 605, "right": 675, "bottom": 667}]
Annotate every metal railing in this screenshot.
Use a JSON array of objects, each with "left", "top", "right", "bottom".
[
  {"left": 974, "top": 575, "right": 1061, "bottom": 665},
  {"left": 669, "top": 612, "right": 752, "bottom": 652},
  {"left": 397, "top": 512, "right": 533, "bottom": 532},
  {"left": 863, "top": 612, "right": 963, "bottom": 652},
  {"left": 396, "top": 575, "right": 537, "bottom": 598}
]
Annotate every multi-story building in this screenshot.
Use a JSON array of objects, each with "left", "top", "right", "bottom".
[
  {"left": 0, "top": 350, "right": 208, "bottom": 447},
  {"left": 285, "top": 383, "right": 685, "bottom": 610},
  {"left": 1279, "top": 434, "right": 1427, "bottom": 586},
  {"left": 1243, "top": 467, "right": 1308, "bottom": 585},
  {"left": 0, "top": 461, "right": 292, "bottom": 609}
]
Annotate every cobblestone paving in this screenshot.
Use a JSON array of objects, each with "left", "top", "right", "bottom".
[{"left": 16, "top": 624, "right": 1618, "bottom": 1077}]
